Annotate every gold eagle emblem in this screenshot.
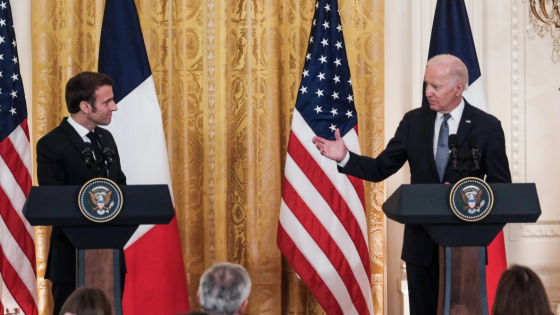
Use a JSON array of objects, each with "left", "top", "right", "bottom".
[
  {"left": 89, "top": 190, "right": 112, "bottom": 210},
  {"left": 461, "top": 189, "right": 482, "bottom": 211}
]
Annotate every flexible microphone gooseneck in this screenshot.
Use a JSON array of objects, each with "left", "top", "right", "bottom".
[
  {"left": 81, "top": 143, "right": 94, "bottom": 166},
  {"left": 448, "top": 134, "right": 461, "bottom": 171},
  {"left": 100, "top": 147, "right": 115, "bottom": 177},
  {"left": 102, "top": 147, "right": 115, "bottom": 165},
  {"left": 82, "top": 143, "right": 102, "bottom": 176},
  {"left": 468, "top": 135, "right": 481, "bottom": 170}
]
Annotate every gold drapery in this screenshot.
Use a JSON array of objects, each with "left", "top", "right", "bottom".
[{"left": 30, "top": 0, "right": 384, "bottom": 314}]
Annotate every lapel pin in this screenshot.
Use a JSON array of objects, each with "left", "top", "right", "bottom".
[{"left": 466, "top": 120, "right": 471, "bottom": 123}]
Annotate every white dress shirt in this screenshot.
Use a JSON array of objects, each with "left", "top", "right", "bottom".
[
  {"left": 67, "top": 115, "right": 101, "bottom": 160},
  {"left": 67, "top": 115, "right": 93, "bottom": 143}
]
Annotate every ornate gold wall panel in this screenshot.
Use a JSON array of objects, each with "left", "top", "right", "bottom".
[{"left": 30, "top": 0, "right": 383, "bottom": 314}]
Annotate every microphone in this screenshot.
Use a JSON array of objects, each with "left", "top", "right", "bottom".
[
  {"left": 468, "top": 135, "right": 481, "bottom": 170},
  {"left": 448, "top": 134, "right": 465, "bottom": 176},
  {"left": 82, "top": 143, "right": 94, "bottom": 166},
  {"left": 102, "top": 147, "right": 115, "bottom": 165}
]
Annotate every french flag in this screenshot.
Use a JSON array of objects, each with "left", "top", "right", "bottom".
[
  {"left": 98, "top": 0, "right": 190, "bottom": 314},
  {"left": 424, "top": 0, "right": 506, "bottom": 313},
  {"left": 423, "top": 0, "right": 487, "bottom": 111}
]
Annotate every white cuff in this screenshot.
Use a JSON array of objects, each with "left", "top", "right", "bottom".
[{"left": 337, "top": 151, "right": 350, "bottom": 168}]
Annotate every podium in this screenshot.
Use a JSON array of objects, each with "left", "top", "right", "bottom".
[
  {"left": 23, "top": 184, "right": 175, "bottom": 315},
  {"left": 383, "top": 183, "right": 541, "bottom": 315}
]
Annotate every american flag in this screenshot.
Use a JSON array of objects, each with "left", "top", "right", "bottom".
[
  {"left": 277, "top": 0, "right": 373, "bottom": 313},
  {"left": 0, "top": 1, "right": 38, "bottom": 314}
]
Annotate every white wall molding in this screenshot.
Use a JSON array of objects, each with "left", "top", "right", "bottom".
[
  {"left": 510, "top": 222, "right": 560, "bottom": 240},
  {"left": 465, "top": 0, "right": 484, "bottom": 70},
  {"left": 410, "top": 0, "right": 434, "bottom": 108},
  {"left": 509, "top": 0, "right": 531, "bottom": 240},
  {"left": 510, "top": 0, "right": 526, "bottom": 184}
]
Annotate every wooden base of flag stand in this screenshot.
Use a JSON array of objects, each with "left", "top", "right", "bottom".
[{"left": 437, "top": 246, "right": 488, "bottom": 315}]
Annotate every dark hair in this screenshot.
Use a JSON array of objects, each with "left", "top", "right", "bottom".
[
  {"left": 492, "top": 265, "right": 552, "bottom": 315},
  {"left": 65, "top": 72, "right": 114, "bottom": 114},
  {"left": 59, "top": 287, "right": 112, "bottom": 315}
]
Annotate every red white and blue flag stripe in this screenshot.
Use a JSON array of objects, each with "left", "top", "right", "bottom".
[
  {"left": 0, "top": 1, "right": 37, "bottom": 314},
  {"left": 98, "top": 0, "right": 189, "bottom": 314},
  {"left": 277, "top": 0, "right": 373, "bottom": 314}
]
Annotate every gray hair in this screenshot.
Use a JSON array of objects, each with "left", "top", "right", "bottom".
[
  {"left": 199, "top": 262, "right": 252, "bottom": 315},
  {"left": 426, "top": 54, "right": 469, "bottom": 88}
]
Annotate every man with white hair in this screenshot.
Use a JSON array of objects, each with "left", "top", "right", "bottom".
[
  {"left": 197, "top": 262, "right": 251, "bottom": 315},
  {"left": 313, "top": 54, "right": 511, "bottom": 315}
]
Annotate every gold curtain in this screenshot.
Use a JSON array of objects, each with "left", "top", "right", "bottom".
[{"left": 30, "top": 0, "right": 384, "bottom": 314}]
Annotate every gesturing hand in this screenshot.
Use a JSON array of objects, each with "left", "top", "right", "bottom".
[{"left": 311, "top": 128, "right": 347, "bottom": 163}]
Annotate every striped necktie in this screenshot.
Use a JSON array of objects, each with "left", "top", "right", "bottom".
[{"left": 435, "top": 113, "right": 451, "bottom": 182}]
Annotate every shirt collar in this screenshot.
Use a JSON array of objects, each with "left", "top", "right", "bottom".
[
  {"left": 67, "top": 115, "right": 92, "bottom": 138},
  {"left": 436, "top": 98, "right": 465, "bottom": 122}
]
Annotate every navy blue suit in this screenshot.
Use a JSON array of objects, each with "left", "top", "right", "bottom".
[{"left": 339, "top": 101, "right": 511, "bottom": 314}]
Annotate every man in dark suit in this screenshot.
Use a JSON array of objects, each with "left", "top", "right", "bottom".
[
  {"left": 36, "top": 72, "right": 126, "bottom": 314},
  {"left": 312, "top": 54, "right": 511, "bottom": 315}
]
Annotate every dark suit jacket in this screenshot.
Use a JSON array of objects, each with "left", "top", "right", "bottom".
[
  {"left": 339, "top": 101, "right": 511, "bottom": 266},
  {"left": 36, "top": 117, "right": 126, "bottom": 283}
]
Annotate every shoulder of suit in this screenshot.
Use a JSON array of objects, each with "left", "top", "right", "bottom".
[
  {"left": 95, "top": 126, "right": 111, "bottom": 134},
  {"left": 465, "top": 102, "right": 501, "bottom": 124},
  {"left": 36, "top": 122, "right": 66, "bottom": 146},
  {"left": 94, "top": 126, "right": 115, "bottom": 139},
  {"left": 94, "top": 126, "right": 118, "bottom": 145},
  {"left": 404, "top": 106, "right": 432, "bottom": 118}
]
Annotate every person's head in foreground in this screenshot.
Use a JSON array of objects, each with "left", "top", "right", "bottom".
[
  {"left": 198, "top": 262, "right": 251, "bottom": 315},
  {"left": 59, "top": 286, "right": 111, "bottom": 315},
  {"left": 492, "top": 265, "right": 552, "bottom": 315}
]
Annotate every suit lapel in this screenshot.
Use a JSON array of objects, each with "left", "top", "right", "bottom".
[
  {"left": 422, "top": 108, "right": 439, "bottom": 178},
  {"left": 455, "top": 101, "right": 476, "bottom": 147},
  {"left": 93, "top": 127, "right": 110, "bottom": 150},
  {"left": 94, "top": 127, "right": 118, "bottom": 180},
  {"left": 443, "top": 100, "right": 477, "bottom": 180},
  {"left": 61, "top": 118, "right": 88, "bottom": 156}
]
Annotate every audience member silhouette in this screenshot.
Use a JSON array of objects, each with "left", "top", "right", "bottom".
[
  {"left": 197, "top": 262, "right": 251, "bottom": 315},
  {"left": 493, "top": 265, "right": 553, "bottom": 315},
  {"left": 59, "top": 286, "right": 111, "bottom": 315}
]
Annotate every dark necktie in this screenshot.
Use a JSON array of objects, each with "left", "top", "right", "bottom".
[
  {"left": 435, "top": 114, "right": 451, "bottom": 182},
  {"left": 86, "top": 131, "right": 103, "bottom": 164}
]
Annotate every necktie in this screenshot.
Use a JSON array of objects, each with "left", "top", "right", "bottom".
[
  {"left": 86, "top": 131, "right": 103, "bottom": 164},
  {"left": 435, "top": 114, "right": 451, "bottom": 182}
]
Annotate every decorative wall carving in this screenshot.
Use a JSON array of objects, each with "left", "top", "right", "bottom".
[{"left": 507, "top": 0, "right": 560, "bottom": 240}]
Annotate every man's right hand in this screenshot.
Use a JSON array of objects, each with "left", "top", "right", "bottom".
[{"left": 311, "top": 128, "right": 347, "bottom": 163}]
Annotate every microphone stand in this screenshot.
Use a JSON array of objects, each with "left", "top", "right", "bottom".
[
  {"left": 82, "top": 144, "right": 102, "bottom": 177},
  {"left": 467, "top": 135, "right": 484, "bottom": 179},
  {"left": 448, "top": 134, "right": 467, "bottom": 178},
  {"left": 100, "top": 147, "right": 115, "bottom": 177}
]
